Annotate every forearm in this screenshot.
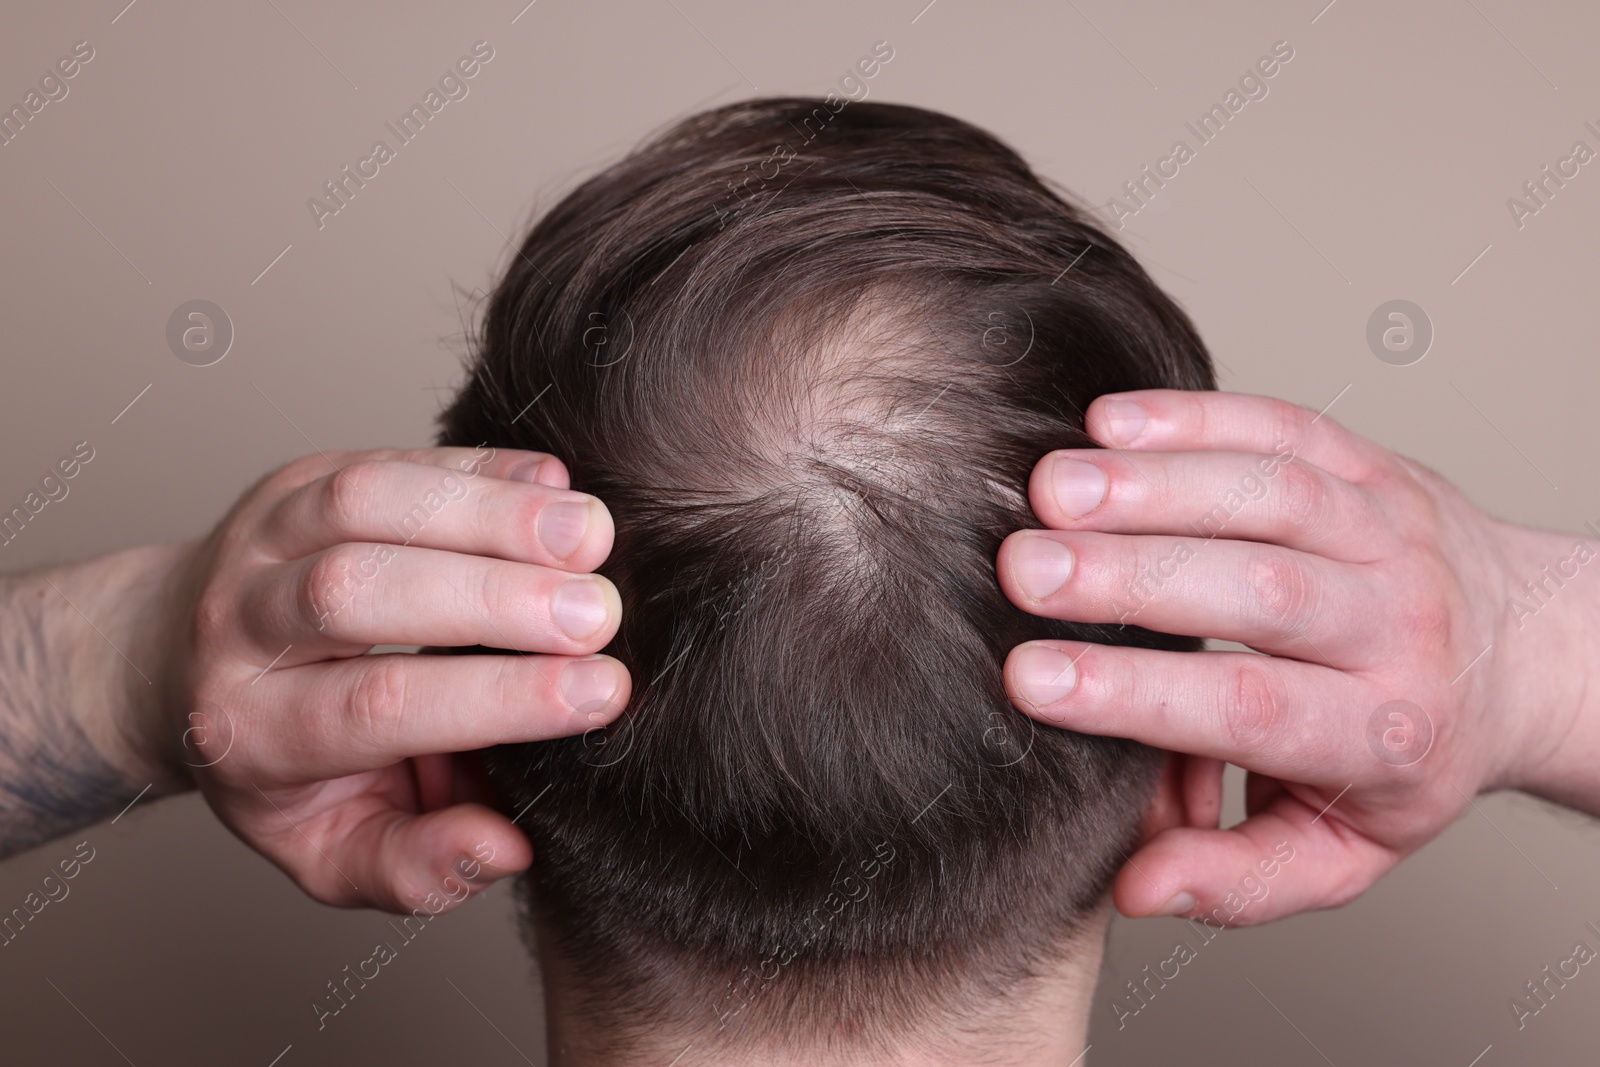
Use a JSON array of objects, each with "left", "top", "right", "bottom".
[{"left": 0, "top": 542, "right": 192, "bottom": 858}]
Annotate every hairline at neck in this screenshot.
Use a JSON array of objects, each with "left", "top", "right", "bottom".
[{"left": 536, "top": 897, "right": 1112, "bottom": 1067}]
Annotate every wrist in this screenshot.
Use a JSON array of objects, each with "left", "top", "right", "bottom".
[
  {"left": 1487, "top": 519, "right": 1600, "bottom": 810},
  {"left": 55, "top": 541, "right": 198, "bottom": 801}
]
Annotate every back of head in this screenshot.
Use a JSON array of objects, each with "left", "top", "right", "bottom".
[{"left": 439, "top": 98, "right": 1213, "bottom": 1061}]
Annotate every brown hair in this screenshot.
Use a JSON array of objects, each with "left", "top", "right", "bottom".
[{"left": 439, "top": 97, "right": 1213, "bottom": 1055}]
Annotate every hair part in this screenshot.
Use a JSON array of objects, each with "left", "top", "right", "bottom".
[{"left": 438, "top": 97, "right": 1213, "bottom": 1058}]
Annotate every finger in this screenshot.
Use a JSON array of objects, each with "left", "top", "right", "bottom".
[
  {"left": 1003, "top": 640, "right": 1377, "bottom": 783},
  {"left": 413, "top": 752, "right": 456, "bottom": 811},
  {"left": 1023, "top": 447, "right": 1386, "bottom": 561},
  {"left": 257, "top": 652, "right": 631, "bottom": 778},
  {"left": 1183, "top": 755, "right": 1226, "bottom": 830},
  {"left": 1144, "top": 753, "right": 1226, "bottom": 837},
  {"left": 1110, "top": 796, "right": 1399, "bottom": 924},
  {"left": 268, "top": 446, "right": 568, "bottom": 497},
  {"left": 1084, "top": 389, "right": 1391, "bottom": 485},
  {"left": 442, "top": 750, "right": 503, "bottom": 811},
  {"left": 253, "top": 544, "right": 621, "bottom": 654},
  {"left": 317, "top": 803, "right": 534, "bottom": 913},
  {"left": 372, "top": 445, "right": 570, "bottom": 488},
  {"left": 1245, "top": 767, "right": 1281, "bottom": 817},
  {"left": 408, "top": 751, "right": 514, "bottom": 814},
  {"left": 999, "top": 530, "right": 1371, "bottom": 660},
  {"left": 262, "top": 458, "right": 613, "bottom": 570}
]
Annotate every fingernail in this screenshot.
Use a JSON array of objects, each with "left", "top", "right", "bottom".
[
  {"left": 508, "top": 459, "right": 546, "bottom": 483},
  {"left": 538, "top": 499, "right": 592, "bottom": 560},
  {"left": 561, "top": 656, "right": 621, "bottom": 714},
  {"left": 552, "top": 579, "right": 610, "bottom": 641},
  {"left": 510, "top": 458, "right": 565, "bottom": 487},
  {"left": 1156, "top": 891, "right": 1197, "bottom": 916},
  {"left": 1012, "top": 535, "right": 1074, "bottom": 600},
  {"left": 1102, "top": 398, "right": 1147, "bottom": 445},
  {"left": 1013, "top": 644, "right": 1078, "bottom": 706},
  {"left": 1050, "top": 458, "right": 1107, "bottom": 518}
]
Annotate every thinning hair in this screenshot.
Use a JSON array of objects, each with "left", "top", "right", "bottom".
[{"left": 439, "top": 97, "right": 1213, "bottom": 1057}]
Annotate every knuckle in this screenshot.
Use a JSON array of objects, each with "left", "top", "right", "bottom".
[
  {"left": 192, "top": 586, "right": 233, "bottom": 647},
  {"left": 1384, "top": 460, "right": 1449, "bottom": 539},
  {"left": 1345, "top": 482, "right": 1390, "bottom": 537},
  {"left": 320, "top": 461, "right": 386, "bottom": 532},
  {"left": 490, "top": 656, "right": 532, "bottom": 717},
  {"left": 278, "top": 453, "right": 342, "bottom": 491},
  {"left": 1267, "top": 399, "right": 1315, "bottom": 454},
  {"left": 474, "top": 562, "right": 517, "bottom": 621},
  {"left": 454, "top": 444, "right": 505, "bottom": 477},
  {"left": 1272, "top": 460, "right": 1328, "bottom": 534},
  {"left": 346, "top": 657, "right": 410, "bottom": 748},
  {"left": 1246, "top": 551, "right": 1319, "bottom": 628},
  {"left": 212, "top": 510, "right": 260, "bottom": 560},
  {"left": 1223, "top": 662, "right": 1290, "bottom": 749},
  {"left": 301, "top": 544, "right": 366, "bottom": 634},
  {"left": 1188, "top": 395, "right": 1212, "bottom": 441}
]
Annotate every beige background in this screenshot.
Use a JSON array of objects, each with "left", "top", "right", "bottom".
[{"left": 2, "top": 0, "right": 1598, "bottom": 1062}]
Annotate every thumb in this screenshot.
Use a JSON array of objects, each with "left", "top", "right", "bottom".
[
  {"left": 320, "top": 803, "right": 532, "bottom": 914},
  {"left": 1112, "top": 799, "right": 1397, "bottom": 925}
]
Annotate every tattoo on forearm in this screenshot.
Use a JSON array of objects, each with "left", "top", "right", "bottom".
[{"left": 0, "top": 575, "right": 140, "bottom": 858}]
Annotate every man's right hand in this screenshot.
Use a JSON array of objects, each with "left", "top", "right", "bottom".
[{"left": 144, "top": 446, "right": 630, "bottom": 913}]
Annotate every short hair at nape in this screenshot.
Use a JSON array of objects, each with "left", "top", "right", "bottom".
[{"left": 438, "top": 98, "right": 1213, "bottom": 1052}]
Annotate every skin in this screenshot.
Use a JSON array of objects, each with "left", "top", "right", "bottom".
[
  {"left": 12, "top": 387, "right": 1582, "bottom": 1060},
  {"left": 527, "top": 748, "right": 1218, "bottom": 1065},
  {"left": 999, "top": 389, "right": 1600, "bottom": 925},
  {"left": 0, "top": 445, "right": 631, "bottom": 914},
  {"left": 535, "top": 905, "right": 1113, "bottom": 1067},
  {"left": 5, "top": 388, "right": 1596, "bottom": 949}
]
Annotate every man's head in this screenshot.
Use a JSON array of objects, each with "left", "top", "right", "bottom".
[{"left": 439, "top": 98, "right": 1213, "bottom": 1062}]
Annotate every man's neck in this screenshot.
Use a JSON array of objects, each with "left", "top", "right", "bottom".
[{"left": 538, "top": 907, "right": 1108, "bottom": 1067}]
